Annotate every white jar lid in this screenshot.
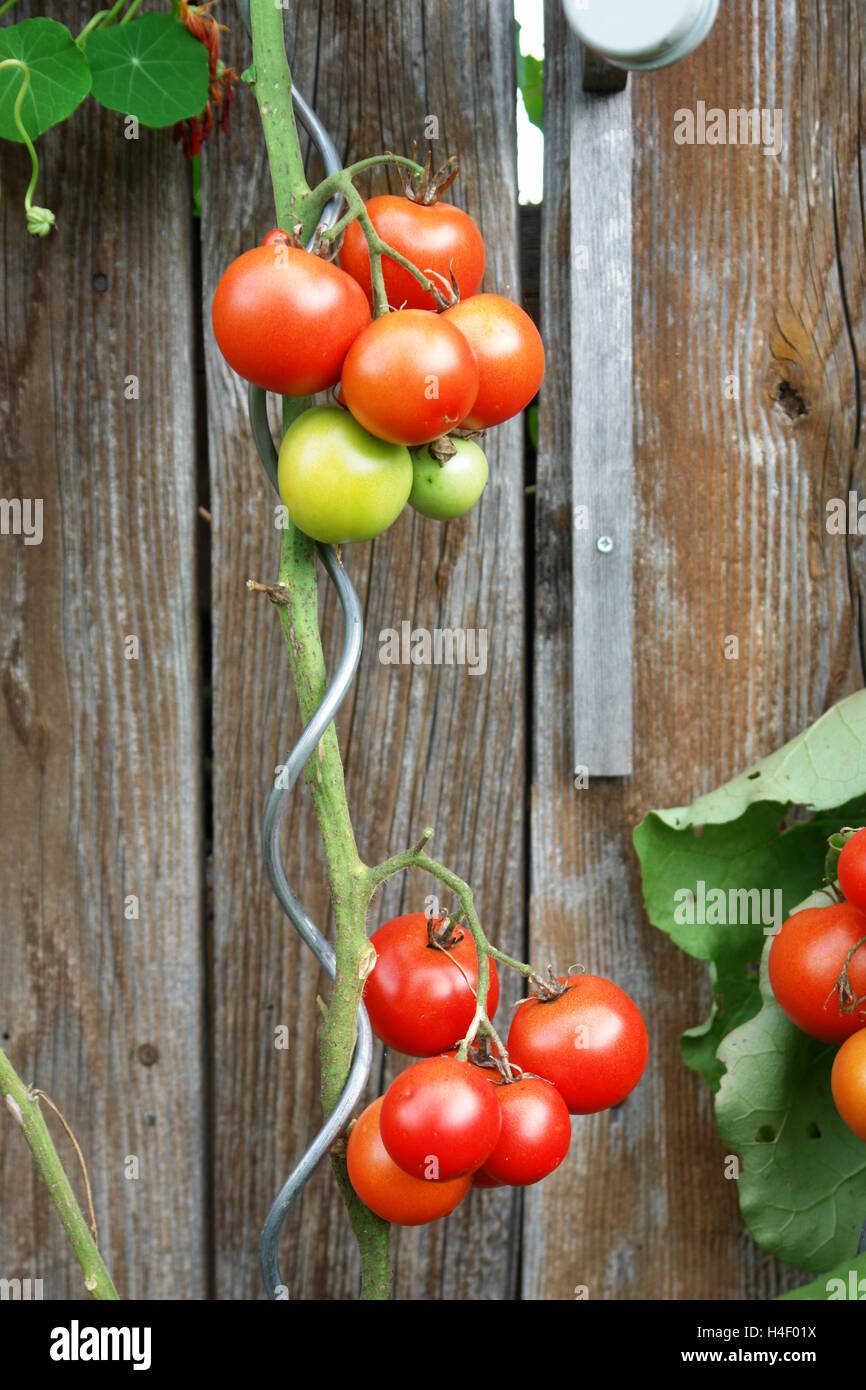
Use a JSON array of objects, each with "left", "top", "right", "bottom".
[{"left": 563, "top": 0, "right": 720, "bottom": 71}]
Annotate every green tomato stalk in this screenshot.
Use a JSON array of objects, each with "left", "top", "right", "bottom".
[{"left": 247, "top": 0, "right": 542, "bottom": 1300}]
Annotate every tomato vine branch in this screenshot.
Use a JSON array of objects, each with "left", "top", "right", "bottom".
[{"left": 0, "top": 1048, "right": 118, "bottom": 1300}]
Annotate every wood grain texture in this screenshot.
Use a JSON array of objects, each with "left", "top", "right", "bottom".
[
  {"left": 0, "top": 0, "right": 205, "bottom": 1299},
  {"left": 525, "top": 0, "right": 865, "bottom": 1300},
  {"left": 570, "top": 53, "right": 633, "bottom": 775},
  {"left": 202, "top": 0, "right": 525, "bottom": 1300}
]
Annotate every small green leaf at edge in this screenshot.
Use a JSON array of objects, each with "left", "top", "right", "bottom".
[
  {"left": 0, "top": 18, "right": 91, "bottom": 143},
  {"left": 516, "top": 24, "right": 543, "bottom": 131},
  {"left": 777, "top": 1250, "right": 866, "bottom": 1299},
  {"left": 84, "top": 13, "right": 210, "bottom": 129}
]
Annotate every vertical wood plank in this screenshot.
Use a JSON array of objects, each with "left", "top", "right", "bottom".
[
  {"left": 203, "top": 0, "right": 525, "bottom": 1300},
  {"left": 570, "top": 54, "right": 633, "bottom": 776},
  {"left": 0, "top": 0, "right": 205, "bottom": 1299},
  {"left": 526, "top": 0, "right": 865, "bottom": 1300}
]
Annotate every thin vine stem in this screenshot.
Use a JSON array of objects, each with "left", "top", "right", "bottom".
[
  {"left": 0, "top": 58, "right": 54, "bottom": 236},
  {"left": 0, "top": 1049, "right": 118, "bottom": 1299},
  {"left": 75, "top": 2, "right": 125, "bottom": 44}
]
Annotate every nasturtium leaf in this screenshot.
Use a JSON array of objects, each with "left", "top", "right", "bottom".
[
  {"left": 84, "top": 14, "right": 209, "bottom": 128},
  {"left": 778, "top": 1251, "right": 866, "bottom": 1299},
  {"left": 0, "top": 19, "right": 91, "bottom": 143},
  {"left": 716, "top": 924, "right": 866, "bottom": 1273}
]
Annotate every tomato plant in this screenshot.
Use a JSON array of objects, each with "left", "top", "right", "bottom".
[
  {"left": 831, "top": 1028, "right": 866, "bottom": 1143},
  {"left": 408, "top": 439, "right": 489, "bottom": 521},
  {"left": 507, "top": 974, "right": 649, "bottom": 1115},
  {"left": 340, "top": 194, "right": 485, "bottom": 310},
  {"left": 379, "top": 1055, "right": 502, "bottom": 1180},
  {"left": 346, "top": 1097, "right": 471, "bottom": 1225},
  {"left": 768, "top": 903, "right": 866, "bottom": 1043},
  {"left": 341, "top": 310, "right": 479, "bottom": 445},
  {"left": 443, "top": 293, "right": 544, "bottom": 428},
  {"left": 364, "top": 913, "right": 500, "bottom": 1056},
  {"left": 478, "top": 1075, "right": 571, "bottom": 1187},
  {"left": 277, "top": 405, "right": 412, "bottom": 544},
  {"left": 212, "top": 245, "right": 371, "bottom": 396}
]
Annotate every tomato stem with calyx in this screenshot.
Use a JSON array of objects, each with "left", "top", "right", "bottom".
[
  {"left": 834, "top": 935, "right": 866, "bottom": 1017},
  {"left": 363, "top": 832, "right": 545, "bottom": 1063}
]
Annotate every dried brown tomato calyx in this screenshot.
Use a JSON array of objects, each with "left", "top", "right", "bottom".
[
  {"left": 392, "top": 148, "right": 460, "bottom": 206},
  {"left": 426, "top": 913, "right": 465, "bottom": 949}
]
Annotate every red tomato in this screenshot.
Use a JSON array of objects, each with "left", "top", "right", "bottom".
[
  {"left": 262, "top": 228, "right": 290, "bottom": 246},
  {"left": 507, "top": 975, "right": 648, "bottom": 1115},
  {"left": 341, "top": 310, "right": 479, "bottom": 445},
  {"left": 768, "top": 903, "right": 866, "bottom": 1043},
  {"left": 838, "top": 828, "right": 866, "bottom": 913},
  {"left": 340, "top": 195, "right": 485, "bottom": 311},
  {"left": 346, "top": 1097, "right": 471, "bottom": 1225},
  {"left": 471, "top": 1168, "right": 505, "bottom": 1188},
  {"left": 443, "top": 294, "right": 544, "bottom": 428},
  {"left": 212, "top": 244, "right": 370, "bottom": 395},
  {"left": 479, "top": 1076, "right": 571, "bottom": 1186},
  {"left": 364, "top": 913, "right": 500, "bottom": 1056},
  {"left": 380, "top": 1055, "right": 502, "bottom": 1180},
  {"left": 831, "top": 1029, "right": 866, "bottom": 1142}
]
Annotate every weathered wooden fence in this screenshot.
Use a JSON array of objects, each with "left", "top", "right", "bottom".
[{"left": 1, "top": 0, "right": 863, "bottom": 1299}]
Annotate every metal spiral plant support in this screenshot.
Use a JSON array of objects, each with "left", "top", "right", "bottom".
[{"left": 237, "top": 0, "right": 373, "bottom": 1301}]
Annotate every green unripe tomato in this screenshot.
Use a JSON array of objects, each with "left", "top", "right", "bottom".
[
  {"left": 278, "top": 406, "right": 412, "bottom": 544},
  {"left": 408, "top": 438, "right": 489, "bottom": 521}
]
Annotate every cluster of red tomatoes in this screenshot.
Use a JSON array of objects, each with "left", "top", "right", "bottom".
[
  {"left": 768, "top": 827, "right": 866, "bottom": 1142},
  {"left": 212, "top": 192, "right": 544, "bottom": 544},
  {"left": 345, "top": 912, "right": 649, "bottom": 1226}
]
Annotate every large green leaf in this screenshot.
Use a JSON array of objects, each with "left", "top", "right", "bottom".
[
  {"left": 0, "top": 19, "right": 91, "bottom": 143},
  {"left": 716, "top": 924, "right": 866, "bottom": 1272},
  {"left": 635, "top": 803, "right": 866, "bottom": 1086},
  {"left": 84, "top": 13, "right": 209, "bottom": 128},
  {"left": 778, "top": 1251, "right": 866, "bottom": 1299},
  {"left": 650, "top": 690, "right": 866, "bottom": 830},
  {"left": 636, "top": 691, "right": 866, "bottom": 1275},
  {"left": 635, "top": 689, "right": 866, "bottom": 1085}
]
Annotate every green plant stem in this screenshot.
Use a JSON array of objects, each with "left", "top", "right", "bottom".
[
  {"left": 249, "top": 0, "right": 389, "bottom": 1300},
  {"left": 315, "top": 153, "right": 423, "bottom": 196},
  {"left": 250, "top": 0, "right": 314, "bottom": 236},
  {"left": 0, "top": 0, "right": 21, "bottom": 19},
  {"left": 271, "top": 524, "right": 389, "bottom": 1300},
  {"left": 76, "top": 5, "right": 119, "bottom": 44},
  {"left": 323, "top": 178, "right": 453, "bottom": 313},
  {"left": 0, "top": 58, "right": 54, "bottom": 235},
  {"left": 119, "top": 0, "right": 143, "bottom": 22},
  {"left": 0, "top": 1049, "right": 118, "bottom": 1299}
]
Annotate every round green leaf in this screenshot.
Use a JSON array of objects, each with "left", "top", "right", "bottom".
[
  {"left": 0, "top": 19, "right": 91, "bottom": 143},
  {"left": 85, "top": 14, "right": 209, "bottom": 128}
]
